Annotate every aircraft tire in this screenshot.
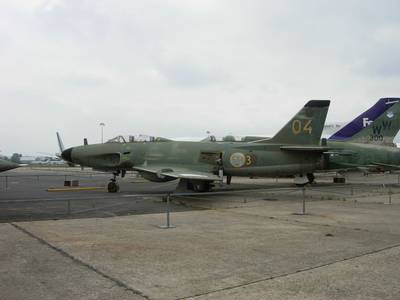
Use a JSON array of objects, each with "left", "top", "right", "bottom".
[
  {"left": 192, "top": 181, "right": 211, "bottom": 192},
  {"left": 306, "top": 173, "right": 315, "bottom": 184},
  {"left": 108, "top": 181, "right": 120, "bottom": 193}
]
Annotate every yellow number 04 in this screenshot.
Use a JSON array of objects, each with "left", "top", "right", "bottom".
[{"left": 292, "top": 119, "right": 312, "bottom": 135}]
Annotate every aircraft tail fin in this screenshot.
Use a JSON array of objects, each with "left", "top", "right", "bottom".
[
  {"left": 343, "top": 100, "right": 400, "bottom": 146},
  {"left": 259, "top": 100, "right": 330, "bottom": 145},
  {"left": 329, "top": 98, "right": 400, "bottom": 142}
]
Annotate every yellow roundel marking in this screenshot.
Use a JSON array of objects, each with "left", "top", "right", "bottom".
[{"left": 230, "top": 152, "right": 246, "bottom": 168}]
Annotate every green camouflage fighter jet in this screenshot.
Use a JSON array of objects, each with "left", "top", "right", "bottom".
[
  {"left": 226, "top": 98, "right": 400, "bottom": 181},
  {"left": 0, "top": 159, "right": 19, "bottom": 172},
  {"left": 324, "top": 98, "right": 400, "bottom": 174},
  {"left": 61, "top": 100, "right": 330, "bottom": 192}
]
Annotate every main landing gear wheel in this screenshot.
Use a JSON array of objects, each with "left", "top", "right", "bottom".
[
  {"left": 192, "top": 181, "right": 211, "bottom": 192},
  {"left": 306, "top": 173, "right": 315, "bottom": 184},
  {"left": 107, "top": 181, "right": 120, "bottom": 193},
  {"left": 294, "top": 175, "right": 309, "bottom": 187}
]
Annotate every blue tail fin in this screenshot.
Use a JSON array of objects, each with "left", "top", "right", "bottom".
[{"left": 329, "top": 98, "right": 400, "bottom": 141}]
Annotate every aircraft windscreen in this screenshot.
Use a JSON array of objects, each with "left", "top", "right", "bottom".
[{"left": 106, "top": 136, "right": 127, "bottom": 144}]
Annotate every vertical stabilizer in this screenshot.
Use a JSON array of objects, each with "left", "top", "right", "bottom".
[
  {"left": 329, "top": 98, "right": 400, "bottom": 141},
  {"left": 259, "top": 100, "right": 330, "bottom": 145},
  {"left": 344, "top": 100, "right": 400, "bottom": 146}
]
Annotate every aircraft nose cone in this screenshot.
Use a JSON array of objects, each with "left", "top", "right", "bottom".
[{"left": 61, "top": 147, "right": 73, "bottom": 162}]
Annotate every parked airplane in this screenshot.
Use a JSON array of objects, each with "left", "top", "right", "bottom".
[
  {"left": 210, "top": 97, "right": 400, "bottom": 181},
  {"left": 61, "top": 100, "right": 331, "bottom": 192},
  {"left": 325, "top": 98, "right": 400, "bottom": 174}
]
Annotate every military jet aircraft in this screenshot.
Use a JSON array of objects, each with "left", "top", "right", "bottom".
[
  {"left": 328, "top": 97, "right": 400, "bottom": 146},
  {"left": 0, "top": 159, "right": 20, "bottom": 172},
  {"left": 324, "top": 97, "right": 400, "bottom": 174},
  {"left": 218, "top": 97, "right": 400, "bottom": 181},
  {"left": 61, "top": 100, "right": 331, "bottom": 192}
]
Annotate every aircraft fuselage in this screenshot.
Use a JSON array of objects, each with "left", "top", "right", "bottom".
[{"left": 65, "top": 141, "right": 325, "bottom": 180}]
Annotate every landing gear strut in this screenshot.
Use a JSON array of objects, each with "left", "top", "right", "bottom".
[{"left": 107, "top": 172, "right": 120, "bottom": 193}]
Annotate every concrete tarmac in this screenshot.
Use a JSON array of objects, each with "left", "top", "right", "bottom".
[{"left": 1, "top": 168, "right": 400, "bottom": 299}]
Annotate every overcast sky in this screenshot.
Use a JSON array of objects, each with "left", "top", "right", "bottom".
[{"left": 1, "top": 0, "right": 400, "bottom": 155}]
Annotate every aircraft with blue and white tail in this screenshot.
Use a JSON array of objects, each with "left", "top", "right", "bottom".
[
  {"left": 328, "top": 97, "right": 400, "bottom": 146},
  {"left": 322, "top": 97, "right": 400, "bottom": 175}
]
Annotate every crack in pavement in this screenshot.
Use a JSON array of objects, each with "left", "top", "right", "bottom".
[
  {"left": 179, "top": 243, "right": 400, "bottom": 300},
  {"left": 10, "top": 223, "right": 152, "bottom": 300}
]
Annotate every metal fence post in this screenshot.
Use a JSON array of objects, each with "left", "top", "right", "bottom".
[
  {"left": 167, "top": 194, "right": 171, "bottom": 227},
  {"left": 67, "top": 199, "right": 71, "bottom": 215},
  {"left": 158, "top": 193, "right": 175, "bottom": 229}
]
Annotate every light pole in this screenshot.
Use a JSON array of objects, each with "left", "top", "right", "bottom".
[{"left": 99, "top": 122, "right": 105, "bottom": 143}]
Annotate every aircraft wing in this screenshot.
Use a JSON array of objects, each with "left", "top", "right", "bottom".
[
  {"left": 280, "top": 146, "right": 330, "bottom": 152},
  {"left": 133, "top": 165, "right": 222, "bottom": 181}
]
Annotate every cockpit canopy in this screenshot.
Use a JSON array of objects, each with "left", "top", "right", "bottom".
[
  {"left": 106, "top": 135, "right": 172, "bottom": 144},
  {"left": 200, "top": 135, "right": 270, "bottom": 143},
  {"left": 106, "top": 136, "right": 128, "bottom": 144},
  {"left": 105, "top": 134, "right": 269, "bottom": 144}
]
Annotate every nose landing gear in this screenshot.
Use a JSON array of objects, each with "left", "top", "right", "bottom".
[
  {"left": 107, "top": 171, "right": 121, "bottom": 193},
  {"left": 107, "top": 180, "right": 119, "bottom": 193}
]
